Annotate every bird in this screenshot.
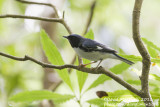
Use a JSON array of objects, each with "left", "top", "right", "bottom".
[{"left": 63, "top": 34, "right": 134, "bottom": 67}]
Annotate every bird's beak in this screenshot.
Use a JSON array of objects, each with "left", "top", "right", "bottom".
[{"left": 63, "top": 36, "right": 68, "bottom": 39}]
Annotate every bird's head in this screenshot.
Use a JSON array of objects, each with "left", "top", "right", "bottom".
[{"left": 63, "top": 34, "right": 83, "bottom": 47}]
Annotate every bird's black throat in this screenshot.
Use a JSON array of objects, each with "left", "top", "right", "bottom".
[{"left": 68, "top": 39, "right": 80, "bottom": 48}]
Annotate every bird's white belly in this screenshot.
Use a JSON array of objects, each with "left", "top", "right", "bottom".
[{"left": 73, "top": 48, "right": 115, "bottom": 61}]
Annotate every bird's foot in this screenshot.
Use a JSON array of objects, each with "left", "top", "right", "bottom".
[
  {"left": 86, "top": 61, "right": 97, "bottom": 66},
  {"left": 78, "top": 61, "right": 97, "bottom": 68},
  {"left": 78, "top": 63, "right": 86, "bottom": 68},
  {"left": 92, "top": 66, "right": 103, "bottom": 72}
]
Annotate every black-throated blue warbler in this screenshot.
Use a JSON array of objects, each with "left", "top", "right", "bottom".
[{"left": 63, "top": 34, "right": 134, "bottom": 66}]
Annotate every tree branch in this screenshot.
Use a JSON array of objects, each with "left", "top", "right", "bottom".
[
  {"left": 0, "top": 51, "right": 141, "bottom": 96},
  {"left": 132, "top": 0, "right": 154, "bottom": 106},
  {"left": 16, "top": 0, "right": 72, "bottom": 33},
  {"left": 0, "top": 14, "right": 62, "bottom": 22},
  {"left": 82, "top": 0, "right": 96, "bottom": 35},
  {"left": 1, "top": 0, "right": 73, "bottom": 35},
  {"left": 0, "top": 13, "right": 72, "bottom": 34},
  {"left": 16, "top": 0, "right": 59, "bottom": 17}
]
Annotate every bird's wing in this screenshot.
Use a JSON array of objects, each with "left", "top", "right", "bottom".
[
  {"left": 81, "top": 39, "right": 117, "bottom": 53},
  {"left": 81, "top": 39, "right": 97, "bottom": 49}
]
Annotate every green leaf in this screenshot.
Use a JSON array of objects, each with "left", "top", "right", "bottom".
[
  {"left": 151, "top": 58, "right": 160, "bottom": 63},
  {"left": 127, "top": 80, "right": 141, "bottom": 85},
  {"left": 110, "top": 62, "right": 130, "bottom": 74},
  {"left": 147, "top": 46, "right": 158, "bottom": 58},
  {"left": 0, "top": 0, "right": 5, "bottom": 13},
  {"left": 150, "top": 92, "right": 160, "bottom": 99},
  {"left": 40, "top": 30, "right": 73, "bottom": 91},
  {"left": 75, "top": 53, "right": 89, "bottom": 93},
  {"left": 142, "top": 38, "right": 160, "bottom": 52},
  {"left": 5, "top": 74, "right": 20, "bottom": 96},
  {"left": 87, "top": 98, "right": 106, "bottom": 107},
  {"left": 123, "top": 102, "right": 145, "bottom": 107},
  {"left": 86, "top": 75, "right": 110, "bottom": 91},
  {"left": 76, "top": 29, "right": 94, "bottom": 93},
  {"left": 77, "top": 69, "right": 88, "bottom": 93},
  {"left": 107, "top": 90, "right": 136, "bottom": 97},
  {"left": 85, "top": 29, "right": 94, "bottom": 39},
  {"left": 118, "top": 54, "right": 142, "bottom": 62},
  {"left": 127, "top": 79, "right": 160, "bottom": 90},
  {"left": 118, "top": 54, "right": 160, "bottom": 63},
  {"left": 104, "top": 90, "right": 141, "bottom": 101},
  {"left": 9, "top": 90, "right": 75, "bottom": 103},
  {"left": 150, "top": 74, "right": 160, "bottom": 81}
]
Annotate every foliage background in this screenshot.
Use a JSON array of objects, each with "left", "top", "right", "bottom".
[{"left": 0, "top": 0, "right": 160, "bottom": 107}]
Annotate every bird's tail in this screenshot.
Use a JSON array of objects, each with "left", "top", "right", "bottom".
[{"left": 113, "top": 53, "right": 134, "bottom": 65}]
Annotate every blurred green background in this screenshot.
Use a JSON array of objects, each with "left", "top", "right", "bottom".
[{"left": 0, "top": 0, "right": 160, "bottom": 107}]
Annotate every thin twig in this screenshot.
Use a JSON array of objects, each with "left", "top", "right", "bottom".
[
  {"left": 83, "top": 0, "right": 96, "bottom": 35},
  {"left": 0, "top": 0, "right": 72, "bottom": 34},
  {"left": 0, "top": 14, "right": 62, "bottom": 22},
  {"left": 61, "top": 14, "right": 73, "bottom": 34},
  {"left": 16, "top": 0, "right": 59, "bottom": 17},
  {"left": 0, "top": 51, "right": 141, "bottom": 96},
  {"left": 49, "top": 81, "right": 63, "bottom": 91},
  {"left": 0, "top": 14, "right": 72, "bottom": 34},
  {"left": 15, "top": 0, "right": 72, "bottom": 34},
  {"left": 132, "top": 0, "right": 154, "bottom": 106}
]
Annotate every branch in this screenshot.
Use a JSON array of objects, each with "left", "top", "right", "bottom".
[
  {"left": 0, "top": 14, "right": 62, "bottom": 22},
  {"left": 0, "top": 0, "right": 73, "bottom": 34},
  {"left": 16, "top": 0, "right": 59, "bottom": 17},
  {"left": 132, "top": 0, "right": 154, "bottom": 106},
  {"left": 83, "top": 0, "right": 96, "bottom": 35},
  {"left": 60, "top": 12, "right": 73, "bottom": 34},
  {"left": 0, "top": 13, "right": 72, "bottom": 34},
  {"left": 0, "top": 51, "right": 141, "bottom": 96}
]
